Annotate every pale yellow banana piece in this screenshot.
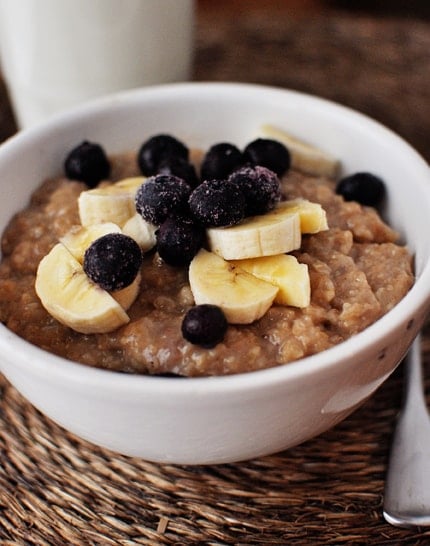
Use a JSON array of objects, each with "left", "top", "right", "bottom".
[
  {"left": 231, "top": 254, "right": 310, "bottom": 308},
  {"left": 111, "top": 272, "right": 141, "bottom": 310},
  {"left": 207, "top": 204, "right": 301, "bottom": 260},
  {"left": 59, "top": 222, "right": 121, "bottom": 263},
  {"left": 60, "top": 222, "right": 141, "bottom": 311},
  {"left": 276, "top": 199, "right": 328, "bottom": 234},
  {"left": 35, "top": 243, "right": 129, "bottom": 334},
  {"left": 257, "top": 124, "right": 340, "bottom": 178},
  {"left": 189, "top": 249, "right": 278, "bottom": 324},
  {"left": 122, "top": 213, "right": 157, "bottom": 252},
  {"left": 112, "top": 177, "right": 146, "bottom": 192},
  {"left": 78, "top": 176, "right": 145, "bottom": 227}
]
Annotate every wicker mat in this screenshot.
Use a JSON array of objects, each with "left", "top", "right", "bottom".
[{"left": 0, "top": 9, "right": 430, "bottom": 545}]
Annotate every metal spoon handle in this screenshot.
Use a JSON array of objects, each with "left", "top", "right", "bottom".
[{"left": 383, "top": 335, "right": 430, "bottom": 528}]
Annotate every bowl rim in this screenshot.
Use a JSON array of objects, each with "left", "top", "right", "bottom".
[{"left": 0, "top": 81, "right": 429, "bottom": 395}]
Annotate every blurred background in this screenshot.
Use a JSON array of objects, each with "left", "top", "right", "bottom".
[{"left": 198, "top": 0, "right": 430, "bottom": 18}]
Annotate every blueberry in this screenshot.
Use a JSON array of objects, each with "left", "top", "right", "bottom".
[
  {"left": 138, "top": 134, "right": 189, "bottom": 176},
  {"left": 189, "top": 179, "right": 246, "bottom": 227},
  {"left": 156, "top": 217, "right": 205, "bottom": 266},
  {"left": 200, "top": 143, "right": 244, "bottom": 181},
  {"left": 228, "top": 165, "right": 281, "bottom": 216},
  {"left": 243, "top": 138, "right": 291, "bottom": 177},
  {"left": 157, "top": 156, "right": 199, "bottom": 188},
  {"left": 181, "top": 304, "right": 228, "bottom": 348},
  {"left": 83, "top": 233, "right": 142, "bottom": 291},
  {"left": 135, "top": 174, "right": 192, "bottom": 225},
  {"left": 336, "top": 172, "right": 386, "bottom": 207},
  {"left": 64, "top": 140, "right": 110, "bottom": 187}
]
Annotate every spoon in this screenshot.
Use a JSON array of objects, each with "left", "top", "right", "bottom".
[{"left": 383, "top": 335, "right": 430, "bottom": 527}]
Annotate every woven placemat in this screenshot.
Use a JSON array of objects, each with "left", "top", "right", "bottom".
[
  {"left": 1, "top": 348, "right": 430, "bottom": 545},
  {"left": 194, "top": 9, "right": 430, "bottom": 164},
  {"left": 1, "top": 8, "right": 430, "bottom": 545}
]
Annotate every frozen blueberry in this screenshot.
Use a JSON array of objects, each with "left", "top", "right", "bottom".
[
  {"left": 64, "top": 140, "right": 110, "bottom": 188},
  {"left": 200, "top": 143, "right": 244, "bottom": 181},
  {"left": 336, "top": 172, "right": 386, "bottom": 207},
  {"left": 243, "top": 138, "right": 291, "bottom": 177},
  {"left": 83, "top": 233, "right": 142, "bottom": 292},
  {"left": 181, "top": 304, "right": 228, "bottom": 348},
  {"left": 156, "top": 217, "right": 205, "bottom": 266},
  {"left": 228, "top": 165, "right": 281, "bottom": 216},
  {"left": 189, "top": 179, "right": 246, "bottom": 227},
  {"left": 135, "top": 174, "right": 192, "bottom": 225},
  {"left": 157, "top": 156, "right": 199, "bottom": 188},
  {"left": 137, "top": 134, "right": 189, "bottom": 176}
]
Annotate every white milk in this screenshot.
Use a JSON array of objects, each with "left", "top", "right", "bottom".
[{"left": 0, "top": 0, "right": 194, "bottom": 128}]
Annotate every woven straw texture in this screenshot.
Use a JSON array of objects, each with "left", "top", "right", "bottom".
[{"left": 1, "top": 7, "right": 430, "bottom": 545}]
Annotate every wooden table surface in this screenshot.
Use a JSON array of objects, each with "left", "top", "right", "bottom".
[{"left": 0, "top": 3, "right": 430, "bottom": 544}]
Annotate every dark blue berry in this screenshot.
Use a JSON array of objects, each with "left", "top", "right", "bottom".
[
  {"left": 157, "top": 156, "right": 199, "bottom": 188},
  {"left": 83, "top": 233, "right": 142, "bottom": 292},
  {"left": 135, "top": 174, "right": 192, "bottom": 225},
  {"left": 181, "top": 304, "right": 228, "bottom": 348},
  {"left": 228, "top": 165, "right": 281, "bottom": 216},
  {"left": 64, "top": 140, "right": 110, "bottom": 187},
  {"left": 336, "top": 172, "right": 386, "bottom": 207},
  {"left": 243, "top": 138, "right": 291, "bottom": 177},
  {"left": 189, "top": 179, "right": 246, "bottom": 227},
  {"left": 156, "top": 217, "right": 204, "bottom": 266},
  {"left": 138, "top": 134, "right": 189, "bottom": 176},
  {"left": 200, "top": 143, "right": 244, "bottom": 181}
]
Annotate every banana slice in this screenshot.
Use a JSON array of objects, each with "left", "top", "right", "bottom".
[
  {"left": 122, "top": 213, "right": 157, "bottom": 252},
  {"left": 276, "top": 199, "right": 328, "bottom": 234},
  {"left": 111, "top": 272, "right": 141, "bottom": 311},
  {"left": 60, "top": 222, "right": 141, "bottom": 311},
  {"left": 207, "top": 203, "right": 301, "bottom": 260},
  {"left": 231, "top": 254, "right": 310, "bottom": 308},
  {"left": 189, "top": 249, "right": 278, "bottom": 324},
  {"left": 60, "top": 222, "right": 122, "bottom": 263},
  {"left": 35, "top": 243, "right": 129, "bottom": 334},
  {"left": 78, "top": 176, "right": 145, "bottom": 227},
  {"left": 257, "top": 124, "right": 340, "bottom": 178}
]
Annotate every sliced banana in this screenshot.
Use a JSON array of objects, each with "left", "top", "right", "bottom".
[
  {"left": 257, "top": 124, "right": 340, "bottom": 178},
  {"left": 113, "top": 177, "right": 146, "bottom": 192},
  {"left": 276, "top": 199, "right": 328, "bottom": 234},
  {"left": 232, "top": 254, "right": 310, "bottom": 308},
  {"left": 78, "top": 176, "right": 145, "bottom": 227},
  {"left": 189, "top": 249, "right": 278, "bottom": 324},
  {"left": 207, "top": 203, "right": 301, "bottom": 260},
  {"left": 122, "top": 213, "right": 157, "bottom": 252},
  {"left": 60, "top": 222, "right": 121, "bottom": 263},
  {"left": 35, "top": 243, "right": 129, "bottom": 334},
  {"left": 60, "top": 222, "right": 141, "bottom": 311},
  {"left": 111, "top": 272, "right": 141, "bottom": 311}
]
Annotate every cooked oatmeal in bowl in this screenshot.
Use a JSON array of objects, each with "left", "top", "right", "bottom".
[
  {"left": 0, "top": 83, "right": 428, "bottom": 464},
  {"left": 0, "top": 136, "right": 414, "bottom": 376}
]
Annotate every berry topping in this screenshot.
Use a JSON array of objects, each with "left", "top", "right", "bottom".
[
  {"left": 200, "top": 143, "right": 244, "bottom": 181},
  {"left": 336, "top": 172, "right": 386, "bottom": 207},
  {"left": 228, "top": 165, "right": 281, "bottom": 216},
  {"left": 243, "top": 138, "right": 291, "bottom": 177},
  {"left": 181, "top": 304, "right": 228, "bottom": 347},
  {"left": 83, "top": 233, "right": 142, "bottom": 292},
  {"left": 189, "top": 179, "right": 246, "bottom": 227},
  {"left": 157, "top": 156, "right": 199, "bottom": 188},
  {"left": 156, "top": 216, "right": 205, "bottom": 266},
  {"left": 137, "top": 134, "right": 189, "bottom": 176},
  {"left": 135, "top": 174, "right": 192, "bottom": 225},
  {"left": 64, "top": 140, "right": 110, "bottom": 188}
]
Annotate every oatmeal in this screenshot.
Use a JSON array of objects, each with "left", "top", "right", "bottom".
[{"left": 0, "top": 145, "right": 414, "bottom": 376}]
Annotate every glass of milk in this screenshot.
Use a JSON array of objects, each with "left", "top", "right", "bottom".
[{"left": 0, "top": 0, "right": 195, "bottom": 129}]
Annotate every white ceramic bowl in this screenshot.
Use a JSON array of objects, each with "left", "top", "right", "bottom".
[{"left": 0, "top": 83, "right": 429, "bottom": 465}]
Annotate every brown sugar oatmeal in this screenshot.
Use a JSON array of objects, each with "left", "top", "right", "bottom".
[{"left": 0, "top": 152, "right": 414, "bottom": 376}]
